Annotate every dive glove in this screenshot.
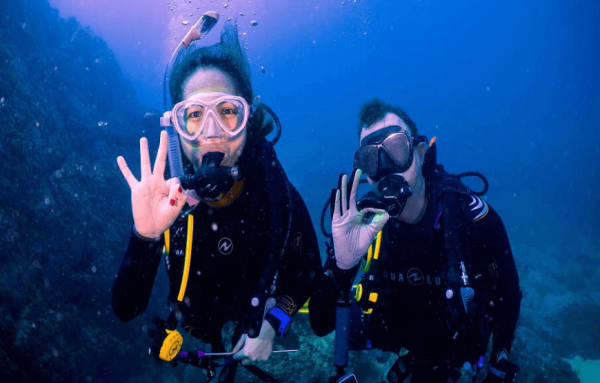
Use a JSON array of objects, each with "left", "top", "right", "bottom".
[
  {"left": 483, "top": 359, "right": 519, "bottom": 383},
  {"left": 332, "top": 169, "right": 389, "bottom": 269}
]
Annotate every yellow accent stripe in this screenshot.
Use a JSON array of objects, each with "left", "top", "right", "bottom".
[
  {"left": 362, "top": 231, "right": 382, "bottom": 272},
  {"left": 298, "top": 298, "right": 310, "bottom": 314},
  {"left": 474, "top": 207, "right": 489, "bottom": 222},
  {"left": 364, "top": 245, "right": 373, "bottom": 272},
  {"left": 177, "top": 214, "right": 194, "bottom": 302},
  {"left": 164, "top": 229, "right": 170, "bottom": 254},
  {"left": 373, "top": 231, "right": 382, "bottom": 260}
]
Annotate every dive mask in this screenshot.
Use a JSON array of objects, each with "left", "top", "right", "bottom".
[
  {"left": 171, "top": 92, "right": 250, "bottom": 141},
  {"left": 354, "top": 127, "right": 426, "bottom": 181}
]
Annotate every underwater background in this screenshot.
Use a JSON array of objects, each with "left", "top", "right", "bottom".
[{"left": 0, "top": 0, "right": 598, "bottom": 382}]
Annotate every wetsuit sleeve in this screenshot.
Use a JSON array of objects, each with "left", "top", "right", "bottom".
[
  {"left": 467, "top": 201, "right": 521, "bottom": 360},
  {"left": 309, "top": 262, "right": 360, "bottom": 337},
  {"left": 272, "top": 186, "right": 322, "bottom": 318},
  {"left": 111, "top": 228, "right": 164, "bottom": 322}
]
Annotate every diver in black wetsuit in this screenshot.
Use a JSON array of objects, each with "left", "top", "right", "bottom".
[
  {"left": 309, "top": 99, "right": 521, "bottom": 383},
  {"left": 112, "top": 19, "right": 321, "bottom": 382}
]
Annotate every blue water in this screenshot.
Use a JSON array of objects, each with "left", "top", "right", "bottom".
[
  {"left": 43, "top": 0, "right": 600, "bottom": 381},
  {"left": 49, "top": 0, "right": 599, "bottom": 245}
]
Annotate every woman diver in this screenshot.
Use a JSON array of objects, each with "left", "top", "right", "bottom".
[{"left": 112, "top": 13, "right": 322, "bottom": 382}]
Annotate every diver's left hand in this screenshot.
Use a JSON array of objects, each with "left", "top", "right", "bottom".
[{"left": 231, "top": 320, "right": 275, "bottom": 365}]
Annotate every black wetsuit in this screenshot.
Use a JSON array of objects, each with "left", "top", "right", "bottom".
[
  {"left": 112, "top": 143, "right": 322, "bottom": 351},
  {"left": 310, "top": 178, "right": 521, "bottom": 382}
]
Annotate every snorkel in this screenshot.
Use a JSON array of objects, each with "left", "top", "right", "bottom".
[{"left": 160, "top": 11, "right": 219, "bottom": 179}]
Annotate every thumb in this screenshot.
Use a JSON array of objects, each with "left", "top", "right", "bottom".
[
  {"left": 360, "top": 208, "right": 389, "bottom": 232},
  {"left": 373, "top": 211, "right": 390, "bottom": 232},
  {"left": 231, "top": 334, "right": 246, "bottom": 355}
]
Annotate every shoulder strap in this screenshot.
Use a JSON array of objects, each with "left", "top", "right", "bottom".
[{"left": 163, "top": 215, "right": 195, "bottom": 303}]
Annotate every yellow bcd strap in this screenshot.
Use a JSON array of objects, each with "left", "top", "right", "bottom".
[
  {"left": 362, "top": 231, "right": 382, "bottom": 272},
  {"left": 163, "top": 228, "right": 170, "bottom": 254},
  {"left": 177, "top": 214, "right": 194, "bottom": 302}
]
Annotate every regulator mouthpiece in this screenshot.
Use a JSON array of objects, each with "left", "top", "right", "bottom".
[
  {"left": 179, "top": 152, "right": 240, "bottom": 202},
  {"left": 357, "top": 174, "right": 412, "bottom": 218}
]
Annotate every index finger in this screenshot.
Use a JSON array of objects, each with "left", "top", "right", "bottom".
[
  {"left": 231, "top": 335, "right": 245, "bottom": 354},
  {"left": 232, "top": 351, "right": 246, "bottom": 360},
  {"left": 152, "top": 130, "right": 168, "bottom": 177}
]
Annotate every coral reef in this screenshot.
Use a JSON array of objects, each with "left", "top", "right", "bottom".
[{"left": 0, "top": 0, "right": 150, "bottom": 381}]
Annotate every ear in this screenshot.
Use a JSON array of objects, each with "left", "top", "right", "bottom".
[{"left": 416, "top": 142, "right": 427, "bottom": 161}]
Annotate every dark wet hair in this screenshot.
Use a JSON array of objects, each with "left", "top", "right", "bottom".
[
  {"left": 169, "top": 21, "right": 273, "bottom": 143},
  {"left": 357, "top": 98, "right": 418, "bottom": 140}
]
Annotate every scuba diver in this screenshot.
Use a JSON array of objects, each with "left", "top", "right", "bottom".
[
  {"left": 112, "top": 13, "right": 321, "bottom": 382},
  {"left": 309, "top": 99, "right": 522, "bottom": 382}
]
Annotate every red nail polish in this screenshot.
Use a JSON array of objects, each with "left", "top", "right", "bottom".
[
  {"left": 170, "top": 199, "right": 175, "bottom": 206},
  {"left": 178, "top": 186, "right": 183, "bottom": 193}
]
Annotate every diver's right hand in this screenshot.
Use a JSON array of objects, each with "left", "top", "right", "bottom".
[
  {"left": 332, "top": 169, "right": 390, "bottom": 269},
  {"left": 117, "top": 130, "right": 187, "bottom": 240}
]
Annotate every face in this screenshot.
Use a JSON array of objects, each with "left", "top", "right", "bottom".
[
  {"left": 359, "top": 113, "right": 428, "bottom": 220},
  {"left": 180, "top": 67, "right": 247, "bottom": 168}
]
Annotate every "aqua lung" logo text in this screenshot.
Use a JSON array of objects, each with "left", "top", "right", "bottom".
[{"left": 382, "top": 267, "right": 441, "bottom": 286}]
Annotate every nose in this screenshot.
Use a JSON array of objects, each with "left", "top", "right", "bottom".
[{"left": 203, "top": 113, "right": 221, "bottom": 139}]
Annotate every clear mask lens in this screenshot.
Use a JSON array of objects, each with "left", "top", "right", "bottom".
[{"left": 173, "top": 94, "right": 249, "bottom": 140}]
